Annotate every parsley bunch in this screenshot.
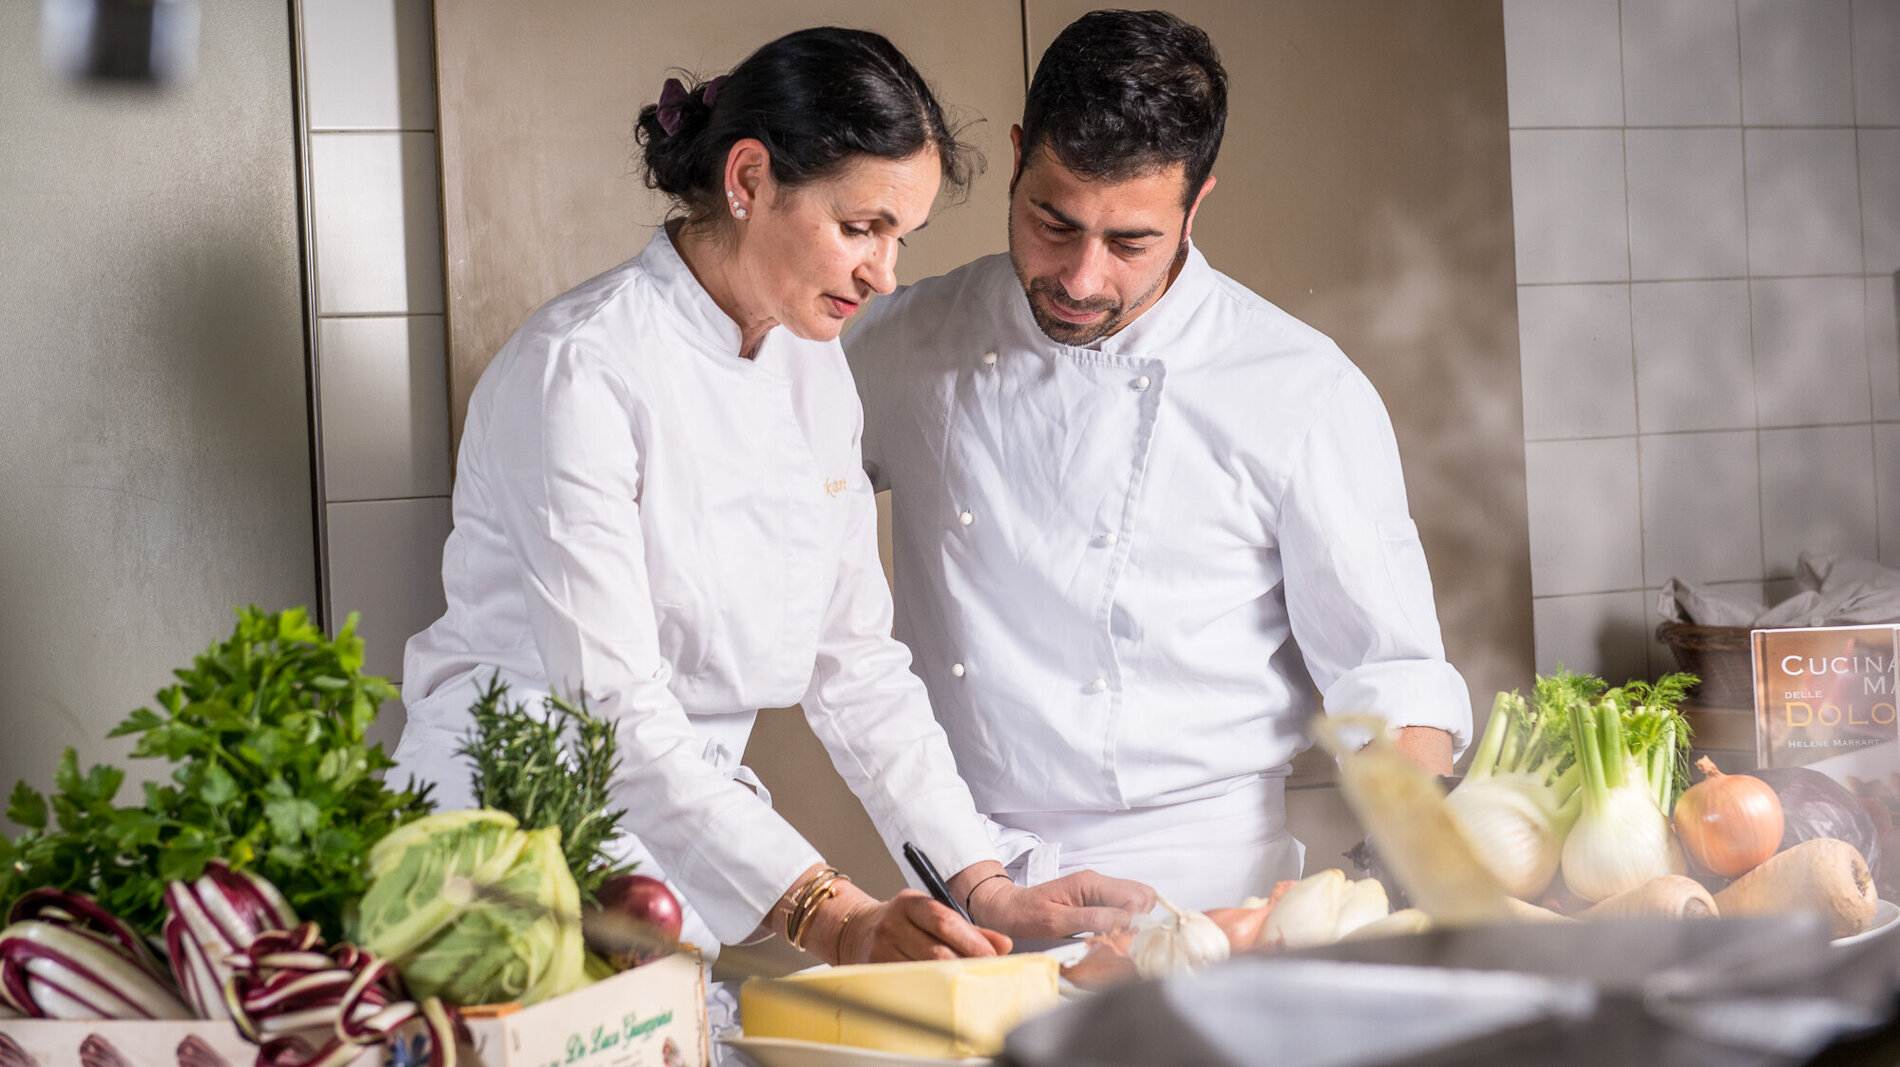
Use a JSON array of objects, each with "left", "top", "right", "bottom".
[
  {"left": 0, "top": 606, "right": 434, "bottom": 937},
  {"left": 457, "top": 675, "right": 631, "bottom": 899}
]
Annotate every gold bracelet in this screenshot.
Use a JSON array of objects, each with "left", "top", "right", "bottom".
[
  {"left": 784, "top": 868, "right": 850, "bottom": 951},
  {"left": 788, "top": 875, "right": 844, "bottom": 950},
  {"left": 834, "top": 899, "right": 876, "bottom": 963}
]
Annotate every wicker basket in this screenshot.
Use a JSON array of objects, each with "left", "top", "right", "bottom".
[{"left": 1656, "top": 620, "right": 1755, "bottom": 708}]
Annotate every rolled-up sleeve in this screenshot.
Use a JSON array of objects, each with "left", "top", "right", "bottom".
[
  {"left": 486, "top": 342, "right": 821, "bottom": 942},
  {"left": 1278, "top": 370, "right": 1473, "bottom": 755},
  {"left": 798, "top": 406, "right": 998, "bottom": 881}
]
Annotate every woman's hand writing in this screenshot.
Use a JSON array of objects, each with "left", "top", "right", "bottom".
[
  {"left": 828, "top": 889, "right": 1010, "bottom": 963},
  {"left": 778, "top": 865, "right": 1010, "bottom": 964}
]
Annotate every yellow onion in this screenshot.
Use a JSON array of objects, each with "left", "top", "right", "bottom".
[{"left": 1673, "top": 756, "right": 1784, "bottom": 878}]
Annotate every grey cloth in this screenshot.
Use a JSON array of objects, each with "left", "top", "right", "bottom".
[{"left": 1658, "top": 552, "right": 1900, "bottom": 629}]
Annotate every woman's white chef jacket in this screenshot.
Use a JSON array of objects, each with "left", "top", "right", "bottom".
[
  {"left": 393, "top": 227, "right": 996, "bottom": 944},
  {"left": 844, "top": 243, "right": 1473, "bottom": 824}
]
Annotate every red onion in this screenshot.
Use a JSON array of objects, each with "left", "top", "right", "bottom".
[{"left": 586, "top": 874, "right": 683, "bottom": 969}]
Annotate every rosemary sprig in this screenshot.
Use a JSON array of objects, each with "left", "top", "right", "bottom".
[{"left": 456, "top": 675, "right": 632, "bottom": 899}]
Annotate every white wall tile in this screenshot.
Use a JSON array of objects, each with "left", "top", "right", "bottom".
[
  {"left": 1525, "top": 437, "right": 1645, "bottom": 595},
  {"left": 302, "top": 0, "right": 436, "bottom": 131},
  {"left": 1627, "top": 128, "right": 1748, "bottom": 281},
  {"left": 1853, "top": 0, "right": 1900, "bottom": 125},
  {"left": 1632, "top": 281, "right": 1757, "bottom": 432},
  {"left": 1533, "top": 591, "right": 1653, "bottom": 681},
  {"left": 1877, "top": 423, "right": 1900, "bottom": 565},
  {"left": 1622, "top": 0, "right": 1744, "bottom": 126},
  {"left": 1745, "top": 129, "right": 1864, "bottom": 278},
  {"left": 1751, "top": 276, "right": 1872, "bottom": 426},
  {"left": 1641, "top": 430, "right": 1764, "bottom": 584},
  {"left": 1738, "top": 0, "right": 1856, "bottom": 126},
  {"left": 310, "top": 132, "right": 443, "bottom": 315},
  {"left": 326, "top": 497, "right": 451, "bottom": 680},
  {"left": 1863, "top": 130, "right": 1900, "bottom": 275},
  {"left": 318, "top": 315, "right": 452, "bottom": 501},
  {"left": 1503, "top": 0, "right": 1625, "bottom": 127},
  {"left": 1511, "top": 130, "right": 1631, "bottom": 284},
  {"left": 1764, "top": 575, "right": 1801, "bottom": 607},
  {"left": 1872, "top": 274, "right": 1900, "bottom": 421},
  {"left": 1760, "top": 424, "right": 1878, "bottom": 577},
  {"left": 1517, "top": 284, "right": 1638, "bottom": 439}
]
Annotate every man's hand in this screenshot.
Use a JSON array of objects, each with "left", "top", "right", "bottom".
[
  {"left": 1394, "top": 725, "right": 1454, "bottom": 776},
  {"left": 949, "top": 861, "right": 1155, "bottom": 938}
]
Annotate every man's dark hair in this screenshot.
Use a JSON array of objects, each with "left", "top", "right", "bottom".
[{"left": 1019, "top": 9, "right": 1227, "bottom": 207}]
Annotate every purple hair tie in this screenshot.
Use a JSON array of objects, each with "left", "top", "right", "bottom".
[{"left": 655, "top": 75, "right": 729, "bottom": 137}]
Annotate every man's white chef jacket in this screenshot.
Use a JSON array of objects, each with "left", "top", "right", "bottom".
[
  {"left": 845, "top": 244, "right": 1472, "bottom": 827},
  {"left": 394, "top": 227, "right": 996, "bottom": 944}
]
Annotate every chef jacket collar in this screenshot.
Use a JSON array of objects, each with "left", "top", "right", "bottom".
[
  {"left": 1012, "top": 239, "right": 1215, "bottom": 362},
  {"left": 639, "top": 223, "right": 790, "bottom": 376}
]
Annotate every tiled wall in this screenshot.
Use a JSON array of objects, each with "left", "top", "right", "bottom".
[
  {"left": 295, "top": 1, "right": 1900, "bottom": 718},
  {"left": 299, "top": 0, "right": 450, "bottom": 747},
  {"left": 1505, "top": 0, "right": 1900, "bottom": 686}
]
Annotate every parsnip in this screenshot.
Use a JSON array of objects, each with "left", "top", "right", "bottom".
[
  {"left": 1713, "top": 838, "right": 1875, "bottom": 938},
  {"left": 1503, "top": 896, "right": 1579, "bottom": 923},
  {"left": 1581, "top": 875, "right": 1716, "bottom": 921}
]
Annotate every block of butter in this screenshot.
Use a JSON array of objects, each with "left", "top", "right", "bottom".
[{"left": 740, "top": 954, "right": 1060, "bottom": 1058}]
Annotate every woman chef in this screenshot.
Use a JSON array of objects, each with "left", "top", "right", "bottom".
[{"left": 390, "top": 27, "right": 1151, "bottom": 964}]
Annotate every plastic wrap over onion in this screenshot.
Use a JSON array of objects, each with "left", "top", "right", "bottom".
[{"left": 1745, "top": 766, "right": 1880, "bottom": 877}]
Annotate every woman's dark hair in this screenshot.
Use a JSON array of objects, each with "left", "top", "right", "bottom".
[
  {"left": 636, "top": 27, "right": 978, "bottom": 222},
  {"left": 1019, "top": 9, "right": 1227, "bottom": 207}
]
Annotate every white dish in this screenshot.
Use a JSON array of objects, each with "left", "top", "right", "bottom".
[
  {"left": 719, "top": 1036, "right": 991, "bottom": 1067},
  {"left": 1833, "top": 898, "right": 1900, "bottom": 947}
]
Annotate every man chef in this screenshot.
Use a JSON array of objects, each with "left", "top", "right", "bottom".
[{"left": 845, "top": 9, "right": 1473, "bottom": 911}]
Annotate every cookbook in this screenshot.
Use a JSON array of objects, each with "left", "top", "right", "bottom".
[{"left": 1753, "top": 625, "right": 1900, "bottom": 792}]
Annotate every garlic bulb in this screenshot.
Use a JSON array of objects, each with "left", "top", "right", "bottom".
[{"left": 1129, "top": 896, "right": 1230, "bottom": 978}]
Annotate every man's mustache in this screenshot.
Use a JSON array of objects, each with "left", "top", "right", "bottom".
[{"left": 1028, "top": 279, "right": 1117, "bottom": 314}]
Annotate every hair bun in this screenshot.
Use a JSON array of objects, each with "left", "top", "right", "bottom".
[
  {"left": 634, "top": 28, "right": 977, "bottom": 219},
  {"left": 636, "top": 75, "right": 720, "bottom": 197}
]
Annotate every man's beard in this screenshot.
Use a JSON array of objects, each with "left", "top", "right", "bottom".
[
  {"left": 1021, "top": 277, "right": 1127, "bottom": 345},
  {"left": 1008, "top": 237, "right": 1181, "bottom": 346}
]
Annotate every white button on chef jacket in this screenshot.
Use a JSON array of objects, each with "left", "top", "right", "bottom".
[
  {"left": 846, "top": 243, "right": 1472, "bottom": 819},
  {"left": 394, "top": 227, "right": 995, "bottom": 944}
]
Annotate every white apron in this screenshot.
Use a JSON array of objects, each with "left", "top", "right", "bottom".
[{"left": 991, "top": 775, "right": 1305, "bottom": 912}]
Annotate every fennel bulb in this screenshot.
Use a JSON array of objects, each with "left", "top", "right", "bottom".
[
  {"left": 1445, "top": 775, "right": 1571, "bottom": 900},
  {"left": 1444, "top": 689, "right": 1581, "bottom": 900},
  {"left": 1559, "top": 684, "right": 1692, "bottom": 902},
  {"left": 1559, "top": 773, "right": 1684, "bottom": 901}
]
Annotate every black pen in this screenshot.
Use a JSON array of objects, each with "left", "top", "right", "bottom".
[{"left": 901, "top": 841, "right": 974, "bottom": 925}]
